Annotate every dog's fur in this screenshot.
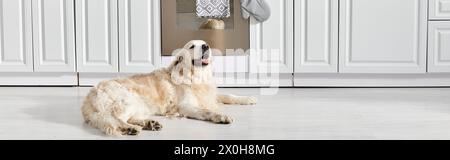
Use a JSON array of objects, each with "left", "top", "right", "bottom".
[{"left": 81, "top": 40, "right": 257, "bottom": 136}]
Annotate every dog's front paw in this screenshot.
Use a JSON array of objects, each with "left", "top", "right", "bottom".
[{"left": 241, "top": 97, "right": 257, "bottom": 105}]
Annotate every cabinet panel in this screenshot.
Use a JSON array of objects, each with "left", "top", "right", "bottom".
[
  {"left": 33, "top": 0, "right": 75, "bottom": 72},
  {"left": 294, "top": 0, "right": 338, "bottom": 73},
  {"left": 429, "top": 0, "right": 450, "bottom": 20},
  {"left": 339, "top": 0, "right": 427, "bottom": 73},
  {"left": 119, "top": 0, "right": 160, "bottom": 73},
  {"left": 76, "top": 0, "right": 118, "bottom": 73},
  {"left": 429, "top": 21, "right": 450, "bottom": 73},
  {"left": 249, "top": 0, "right": 294, "bottom": 74},
  {"left": 0, "top": 0, "right": 33, "bottom": 72}
]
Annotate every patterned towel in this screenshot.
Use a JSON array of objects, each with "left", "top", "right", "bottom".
[{"left": 196, "top": 0, "right": 231, "bottom": 18}]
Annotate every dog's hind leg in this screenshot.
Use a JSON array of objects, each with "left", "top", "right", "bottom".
[
  {"left": 128, "top": 118, "right": 163, "bottom": 131},
  {"left": 83, "top": 103, "right": 143, "bottom": 136},
  {"left": 83, "top": 82, "right": 144, "bottom": 136},
  {"left": 178, "top": 104, "right": 233, "bottom": 124},
  {"left": 217, "top": 94, "right": 257, "bottom": 105},
  {"left": 116, "top": 121, "right": 142, "bottom": 136},
  {"left": 113, "top": 112, "right": 145, "bottom": 136},
  {"left": 84, "top": 112, "right": 142, "bottom": 136},
  {"left": 82, "top": 102, "right": 122, "bottom": 136},
  {"left": 83, "top": 111, "right": 123, "bottom": 136}
]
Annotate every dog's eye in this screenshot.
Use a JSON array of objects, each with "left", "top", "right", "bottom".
[{"left": 189, "top": 45, "right": 195, "bottom": 49}]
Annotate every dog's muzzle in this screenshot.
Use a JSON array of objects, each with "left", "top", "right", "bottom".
[{"left": 192, "top": 45, "right": 210, "bottom": 67}]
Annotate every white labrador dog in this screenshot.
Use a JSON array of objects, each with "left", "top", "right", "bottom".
[{"left": 82, "top": 40, "right": 257, "bottom": 136}]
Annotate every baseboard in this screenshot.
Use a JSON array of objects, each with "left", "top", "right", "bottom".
[
  {"left": 2, "top": 72, "right": 449, "bottom": 87},
  {"left": 294, "top": 74, "right": 450, "bottom": 87},
  {"left": 79, "top": 73, "right": 293, "bottom": 87},
  {"left": 78, "top": 73, "right": 134, "bottom": 86},
  {"left": 0, "top": 73, "right": 78, "bottom": 86},
  {"left": 213, "top": 73, "right": 293, "bottom": 87}
]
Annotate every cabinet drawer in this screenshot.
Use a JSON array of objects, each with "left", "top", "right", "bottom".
[
  {"left": 430, "top": 0, "right": 450, "bottom": 20},
  {"left": 428, "top": 21, "right": 450, "bottom": 72}
]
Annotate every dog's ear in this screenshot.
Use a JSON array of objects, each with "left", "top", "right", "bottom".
[
  {"left": 174, "top": 55, "right": 183, "bottom": 66},
  {"left": 170, "top": 50, "right": 192, "bottom": 85},
  {"left": 169, "top": 49, "right": 186, "bottom": 68}
]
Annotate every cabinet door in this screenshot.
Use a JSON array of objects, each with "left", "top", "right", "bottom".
[
  {"left": 428, "top": 21, "right": 450, "bottom": 73},
  {"left": 76, "top": 0, "right": 118, "bottom": 73},
  {"left": 339, "top": 0, "right": 427, "bottom": 73},
  {"left": 118, "top": 0, "right": 160, "bottom": 73},
  {"left": 32, "top": 0, "right": 75, "bottom": 72},
  {"left": 0, "top": 0, "right": 33, "bottom": 72},
  {"left": 249, "top": 0, "right": 294, "bottom": 74},
  {"left": 294, "top": 0, "right": 338, "bottom": 73}
]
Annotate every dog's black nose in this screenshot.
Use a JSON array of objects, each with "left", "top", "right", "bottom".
[
  {"left": 201, "top": 45, "right": 209, "bottom": 59},
  {"left": 202, "top": 44, "right": 209, "bottom": 53}
]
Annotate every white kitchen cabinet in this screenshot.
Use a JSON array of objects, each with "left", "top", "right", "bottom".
[
  {"left": 249, "top": 0, "right": 294, "bottom": 74},
  {"left": 32, "top": 0, "right": 75, "bottom": 72},
  {"left": 118, "top": 0, "right": 160, "bottom": 73},
  {"left": 1, "top": 0, "right": 449, "bottom": 87},
  {"left": 428, "top": 21, "right": 450, "bottom": 73},
  {"left": 294, "top": 0, "right": 338, "bottom": 73},
  {"left": 0, "top": 0, "right": 33, "bottom": 72},
  {"left": 339, "top": 0, "right": 428, "bottom": 73},
  {"left": 76, "top": 0, "right": 118, "bottom": 73}
]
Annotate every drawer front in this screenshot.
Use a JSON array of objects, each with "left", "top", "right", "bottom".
[
  {"left": 430, "top": 0, "right": 450, "bottom": 20},
  {"left": 428, "top": 21, "right": 450, "bottom": 72}
]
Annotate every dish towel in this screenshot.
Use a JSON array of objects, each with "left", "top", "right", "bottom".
[
  {"left": 196, "top": 0, "right": 231, "bottom": 18},
  {"left": 240, "top": 0, "right": 271, "bottom": 22}
]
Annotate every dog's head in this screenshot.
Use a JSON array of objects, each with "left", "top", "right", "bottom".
[
  {"left": 184, "top": 40, "right": 212, "bottom": 67},
  {"left": 170, "top": 40, "right": 214, "bottom": 85}
]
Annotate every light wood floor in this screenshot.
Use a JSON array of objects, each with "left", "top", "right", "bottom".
[{"left": 1, "top": 87, "right": 450, "bottom": 140}]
